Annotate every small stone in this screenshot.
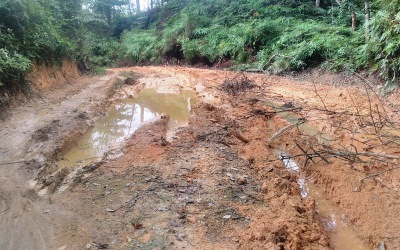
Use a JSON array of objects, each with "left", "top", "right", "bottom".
[
  {"left": 57, "top": 245, "right": 68, "bottom": 250},
  {"left": 223, "top": 215, "right": 232, "bottom": 219},
  {"left": 105, "top": 208, "right": 115, "bottom": 212},
  {"left": 133, "top": 223, "right": 143, "bottom": 229},
  {"left": 236, "top": 176, "right": 248, "bottom": 185},
  {"left": 86, "top": 243, "right": 92, "bottom": 249},
  {"left": 261, "top": 182, "right": 268, "bottom": 193},
  {"left": 186, "top": 216, "right": 196, "bottom": 223},
  {"left": 379, "top": 242, "right": 385, "bottom": 250},
  {"left": 177, "top": 233, "right": 186, "bottom": 241},
  {"left": 264, "top": 242, "right": 275, "bottom": 250}
]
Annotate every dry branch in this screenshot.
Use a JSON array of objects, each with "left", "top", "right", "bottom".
[
  {"left": 269, "top": 124, "right": 296, "bottom": 143},
  {"left": 269, "top": 119, "right": 306, "bottom": 143},
  {"left": 359, "top": 166, "right": 400, "bottom": 183},
  {"left": 221, "top": 73, "right": 256, "bottom": 96},
  {"left": 0, "top": 160, "right": 29, "bottom": 166},
  {"left": 230, "top": 129, "right": 250, "bottom": 143}
]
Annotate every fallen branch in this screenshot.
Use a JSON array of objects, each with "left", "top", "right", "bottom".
[
  {"left": 0, "top": 160, "right": 29, "bottom": 166},
  {"left": 261, "top": 54, "right": 277, "bottom": 70},
  {"left": 230, "top": 129, "right": 250, "bottom": 143},
  {"left": 269, "top": 124, "right": 296, "bottom": 143},
  {"left": 269, "top": 120, "right": 305, "bottom": 143},
  {"left": 322, "top": 149, "right": 399, "bottom": 160},
  {"left": 357, "top": 152, "right": 399, "bottom": 159},
  {"left": 359, "top": 166, "right": 400, "bottom": 183}
]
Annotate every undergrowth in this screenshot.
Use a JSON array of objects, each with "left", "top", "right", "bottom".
[{"left": 118, "top": 0, "right": 400, "bottom": 88}]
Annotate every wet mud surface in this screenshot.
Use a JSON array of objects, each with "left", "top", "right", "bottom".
[{"left": 1, "top": 66, "right": 400, "bottom": 249}]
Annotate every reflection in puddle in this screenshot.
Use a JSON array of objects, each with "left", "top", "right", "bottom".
[
  {"left": 306, "top": 182, "right": 370, "bottom": 250},
  {"left": 59, "top": 89, "right": 196, "bottom": 167},
  {"left": 279, "top": 153, "right": 300, "bottom": 172},
  {"left": 297, "top": 178, "right": 308, "bottom": 198}
]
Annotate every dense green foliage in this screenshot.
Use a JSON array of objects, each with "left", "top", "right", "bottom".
[
  {"left": 0, "top": 0, "right": 127, "bottom": 87},
  {"left": 120, "top": 0, "right": 363, "bottom": 70},
  {"left": 118, "top": 0, "right": 400, "bottom": 86},
  {"left": 0, "top": 0, "right": 68, "bottom": 86},
  {"left": 1, "top": 0, "right": 400, "bottom": 89}
]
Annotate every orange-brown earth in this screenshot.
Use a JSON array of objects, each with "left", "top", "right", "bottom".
[{"left": 1, "top": 65, "right": 400, "bottom": 249}]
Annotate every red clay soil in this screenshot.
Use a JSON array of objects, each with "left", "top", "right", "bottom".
[{"left": 1, "top": 65, "right": 400, "bottom": 249}]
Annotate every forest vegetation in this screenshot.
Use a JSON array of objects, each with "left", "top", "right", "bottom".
[{"left": 1, "top": 0, "right": 400, "bottom": 92}]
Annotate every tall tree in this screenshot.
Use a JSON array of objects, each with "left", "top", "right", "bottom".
[
  {"left": 136, "top": 0, "right": 140, "bottom": 12},
  {"left": 91, "top": 0, "right": 129, "bottom": 26},
  {"left": 364, "top": 0, "right": 370, "bottom": 41}
]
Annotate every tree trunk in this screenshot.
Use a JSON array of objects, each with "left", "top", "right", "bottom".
[
  {"left": 136, "top": 0, "right": 140, "bottom": 13},
  {"left": 316, "top": 0, "right": 320, "bottom": 7},
  {"left": 150, "top": 0, "right": 154, "bottom": 9},
  {"left": 161, "top": 0, "right": 164, "bottom": 6},
  {"left": 365, "top": 0, "right": 370, "bottom": 41},
  {"left": 105, "top": 7, "right": 112, "bottom": 27},
  {"left": 352, "top": 11, "right": 357, "bottom": 31}
]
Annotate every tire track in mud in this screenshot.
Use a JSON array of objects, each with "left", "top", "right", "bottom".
[{"left": 0, "top": 74, "right": 118, "bottom": 249}]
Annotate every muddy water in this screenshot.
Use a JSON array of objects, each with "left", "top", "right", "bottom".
[
  {"left": 274, "top": 109, "right": 370, "bottom": 249},
  {"left": 280, "top": 155, "right": 370, "bottom": 250},
  {"left": 59, "top": 89, "right": 195, "bottom": 167},
  {"left": 267, "top": 102, "right": 330, "bottom": 144},
  {"left": 305, "top": 182, "right": 370, "bottom": 250}
]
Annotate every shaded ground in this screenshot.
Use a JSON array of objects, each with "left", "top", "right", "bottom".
[{"left": 1, "top": 66, "right": 400, "bottom": 249}]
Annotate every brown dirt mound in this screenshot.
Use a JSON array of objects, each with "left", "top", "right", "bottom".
[{"left": 27, "top": 60, "right": 80, "bottom": 91}]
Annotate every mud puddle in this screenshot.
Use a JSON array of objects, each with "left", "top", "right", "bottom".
[
  {"left": 279, "top": 151, "right": 369, "bottom": 249},
  {"left": 272, "top": 103, "right": 369, "bottom": 249},
  {"left": 269, "top": 102, "right": 331, "bottom": 144},
  {"left": 305, "top": 182, "right": 370, "bottom": 250},
  {"left": 59, "top": 88, "right": 196, "bottom": 168}
]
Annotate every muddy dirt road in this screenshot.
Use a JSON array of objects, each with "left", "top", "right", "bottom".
[
  {"left": 0, "top": 73, "right": 118, "bottom": 249},
  {"left": 1, "top": 66, "right": 400, "bottom": 249}
]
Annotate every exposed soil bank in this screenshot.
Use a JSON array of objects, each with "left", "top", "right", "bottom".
[{"left": 1, "top": 66, "right": 400, "bottom": 249}]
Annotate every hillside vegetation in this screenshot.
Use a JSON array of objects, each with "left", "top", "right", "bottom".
[{"left": 1, "top": 0, "right": 400, "bottom": 91}]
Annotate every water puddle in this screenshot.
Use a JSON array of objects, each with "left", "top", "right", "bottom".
[
  {"left": 271, "top": 100, "right": 371, "bottom": 249},
  {"left": 59, "top": 89, "right": 196, "bottom": 167},
  {"left": 306, "top": 182, "right": 370, "bottom": 250},
  {"left": 278, "top": 153, "right": 370, "bottom": 250},
  {"left": 268, "top": 102, "right": 331, "bottom": 144}
]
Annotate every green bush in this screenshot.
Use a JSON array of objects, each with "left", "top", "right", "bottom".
[
  {"left": 363, "top": 1, "right": 400, "bottom": 87},
  {"left": 122, "top": 30, "right": 161, "bottom": 63}
]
